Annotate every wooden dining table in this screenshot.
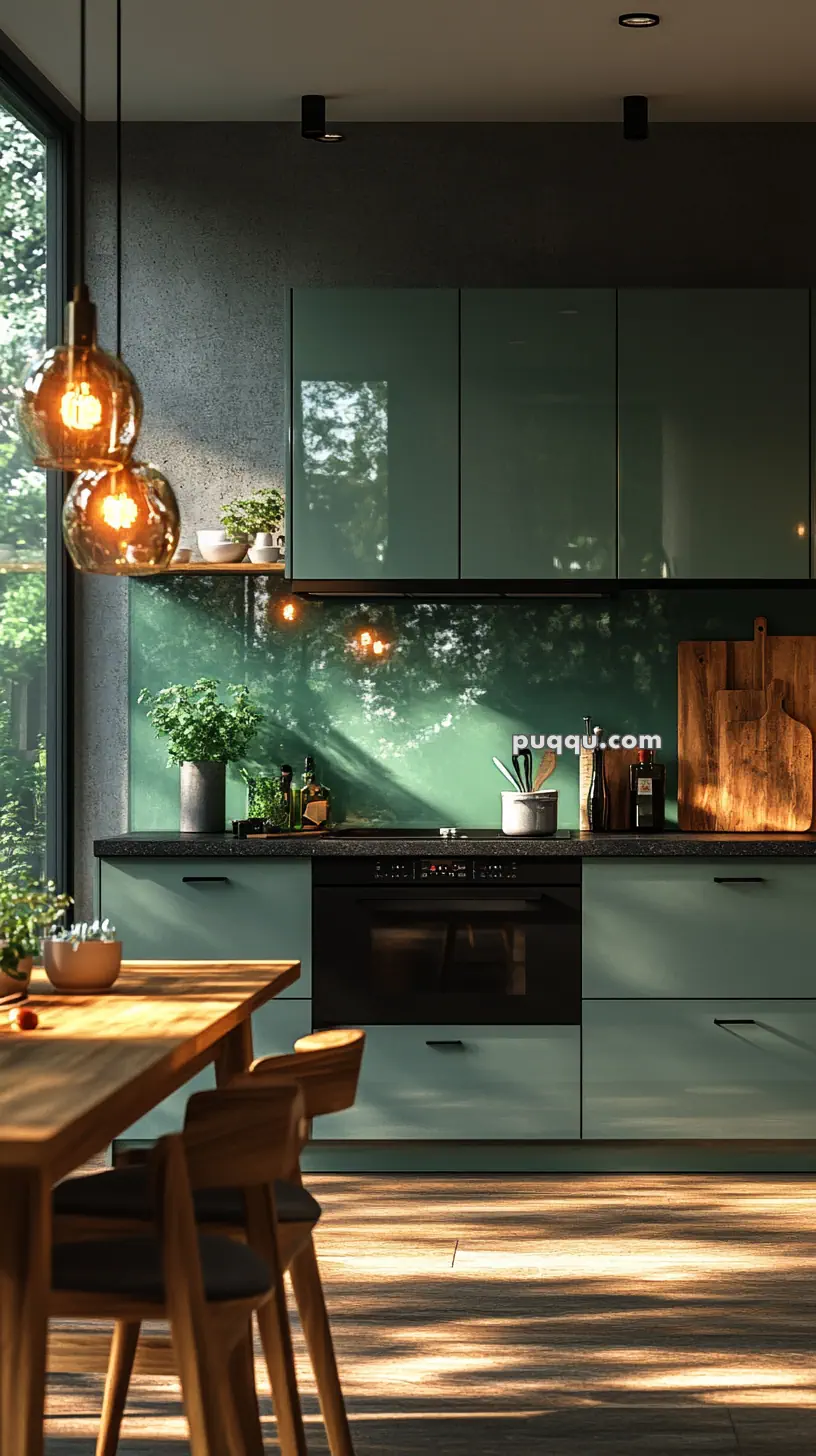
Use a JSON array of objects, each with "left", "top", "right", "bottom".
[{"left": 0, "top": 957, "right": 300, "bottom": 1456}]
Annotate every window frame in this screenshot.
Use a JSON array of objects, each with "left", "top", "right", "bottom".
[{"left": 0, "top": 31, "right": 76, "bottom": 892}]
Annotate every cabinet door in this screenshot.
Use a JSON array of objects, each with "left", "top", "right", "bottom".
[
  {"left": 99, "top": 858, "right": 311, "bottom": 997},
  {"left": 583, "top": 859, "right": 816, "bottom": 999},
  {"left": 618, "top": 289, "right": 810, "bottom": 579},
  {"left": 291, "top": 289, "right": 459, "bottom": 579},
  {"left": 122, "top": 998, "right": 312, "bottom": 1142},
  {"left": 461, "top": 290, "right": 617, "bottom": 578},
  {"left": 583, "top": 1000, "right": 816, "bottom": 1138},
  {"left": 316, "top": 1024, "right": 580, "bottom": 1140}
]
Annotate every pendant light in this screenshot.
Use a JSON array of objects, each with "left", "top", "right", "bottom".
[
  {"left": 61, "top": 0, "right": 180, "bottom": 575},
  {"left": 18, "top": 0, "right": 143, "bottom": 470}
]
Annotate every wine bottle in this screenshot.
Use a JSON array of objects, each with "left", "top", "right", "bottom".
[
  {"left": 587, "top": 726, "right": 610, "bottom": 831},
  {"left": 628, "top": 749, "right": 666, "bottom": 831}
]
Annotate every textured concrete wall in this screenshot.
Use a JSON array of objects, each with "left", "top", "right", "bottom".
[{"left": 75, "top": 121, "right": 816, "bottom": 909}]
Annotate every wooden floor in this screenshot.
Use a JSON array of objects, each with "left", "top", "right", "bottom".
[{"left": 45, "top": 1174, "right": 816, "bottom": 1454}]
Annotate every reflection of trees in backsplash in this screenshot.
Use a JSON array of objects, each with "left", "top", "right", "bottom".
[{"left": 134, "top": 579, "right": 674, "bottom": 822}]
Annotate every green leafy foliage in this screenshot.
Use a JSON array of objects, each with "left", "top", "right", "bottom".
[
  {"left": 0, "top": 869, "right": 70, "bottom": 976},
  {"left": 138, "top": 678, "right": 263, "bottom": 765},
  {"left": 220, "top": 488, "right": 284, "bottom": 539}
]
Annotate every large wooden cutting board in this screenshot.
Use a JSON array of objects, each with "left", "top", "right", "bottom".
[
  {"left": 717, "top": 679, "right": 813, "bottom": 832},
  {"left": 678, "top": 616, "right": 816, "bottom": 831}
]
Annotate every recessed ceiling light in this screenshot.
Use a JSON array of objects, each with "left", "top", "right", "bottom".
[{"left": 619, "top": 12, "right": 660, "bottom": 26}]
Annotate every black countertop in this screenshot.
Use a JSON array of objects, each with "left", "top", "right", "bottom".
[{"left": 94, "top": 830, "right": 816, "bottom": 858}]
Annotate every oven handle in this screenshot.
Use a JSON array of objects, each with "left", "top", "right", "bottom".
[
  {"left": 425, "top": 1040, "right": 466, "bottom": 1049},
  {"left": 352, "top": 896, "right": 550, "bottom": 906}
]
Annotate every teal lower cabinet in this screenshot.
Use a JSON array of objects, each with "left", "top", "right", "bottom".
[
  {"left": 583, "top": 860, "right": 816, "bottom": 999},
  {"left": 582, "top": 1000, "right": 816, "bottom": 1139},
  {"left": 99, "top": 857, "right": 311, "bottom": 997},
  {"left": 122, "top": 998, "right": 312, "bottom": 1142},
  {"left": 314, "top": 1025, "right": 580, "bottom": 1141}
]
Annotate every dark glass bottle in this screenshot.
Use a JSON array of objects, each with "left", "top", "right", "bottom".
[
  {"left": 628, "top": 749, "right": 666, "bottom": 831},
  {"left": 587, "top": 728, "right": 610, "bottom": 831}
]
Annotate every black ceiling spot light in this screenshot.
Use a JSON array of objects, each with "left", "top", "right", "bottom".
[
  {"left": 301, "top": 95, "right": 344, "bottom": 143},
  {"left": 623, "top": 94, "right": 649, "bottom": 141},
  {"left": 618, "top": 12, "right": 660, "bottom": 25}
]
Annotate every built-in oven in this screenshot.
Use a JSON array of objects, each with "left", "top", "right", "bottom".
[{"left": 311, "top": 857, "right": 580, "bottom": 1026}]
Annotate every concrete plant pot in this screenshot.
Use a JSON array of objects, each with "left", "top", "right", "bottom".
[
  {"left": 44, "top": 940, "right": 122, "bottom": 993},
  {"left": 180, "top": 760, "right": 226, "bottom": 832}
]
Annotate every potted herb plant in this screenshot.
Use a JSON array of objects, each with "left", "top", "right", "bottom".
[
  {"left": 138, "top": 678, "right": 263, "bottom": 832},
  {"left": 44, "top": 918, "right": 122, "bottom": 993},
  {"left": 0, "top": 871, "right": 71, "bottom": 998},
  {"left": 219, "top": 488, "right": 284, "bottom": 563}
]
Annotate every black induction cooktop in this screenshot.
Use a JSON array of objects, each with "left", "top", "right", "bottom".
[{"left": 326, "top": 827, "right": 572, "bottom": 839}]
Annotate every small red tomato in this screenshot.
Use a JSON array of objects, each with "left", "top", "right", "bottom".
[{"left": 8, "top": 1006, "right": 38, "bottom": 1031}]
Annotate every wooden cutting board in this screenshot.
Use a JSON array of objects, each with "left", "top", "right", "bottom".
[
  {"left": 678, "top": 616, "right": 816, "bottom": 831},
  {"left": 717, "top": 679, "right": 813, "bottom": 832}
]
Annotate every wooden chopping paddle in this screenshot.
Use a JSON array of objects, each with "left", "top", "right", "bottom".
[
  {"left": 533, "top": 750, "right": 557, "bottom": 791},
  {"left": 717, "top": 678, "right": 812, "bottom": 832}
]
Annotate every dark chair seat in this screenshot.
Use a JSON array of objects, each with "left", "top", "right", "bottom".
[
  {"left": 52, "top": 1234, "right": 272, "bottom": 1304},
  {"left": 53, "top": 1165, "right": 321, "bottom": 1226}
]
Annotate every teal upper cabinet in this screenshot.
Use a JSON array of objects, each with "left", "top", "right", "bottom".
[
  {"left": 460, "top": 290, "right": 617, "bottom": 578},
  {"left": 618, "top": 289, "right": 810, "bottom": 579},
  {"left": 291, "top": 289, "right": 459, "bottom": 579}
]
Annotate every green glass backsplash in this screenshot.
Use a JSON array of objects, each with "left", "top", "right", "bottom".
[{"left": 130, "top": 581, "right": 816, "bottom": 831}]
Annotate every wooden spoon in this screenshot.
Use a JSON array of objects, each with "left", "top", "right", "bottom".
[{"left": 533, "top": 750, "right": 557, "bottom": 791}]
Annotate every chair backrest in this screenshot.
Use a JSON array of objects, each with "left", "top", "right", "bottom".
[
  {"left": 179, "top": 1081, "right": 307, "bottom": 1190},
  {"left": 241, "top": 1027, "right": 365, "bottom": 1119}
]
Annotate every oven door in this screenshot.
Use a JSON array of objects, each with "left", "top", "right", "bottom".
[{"left": 312, "top": 883, "right": 580, "bottom": 1026}]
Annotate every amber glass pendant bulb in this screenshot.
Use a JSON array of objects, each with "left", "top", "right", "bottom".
[
  {"left": 18, "top": 284, "right": 143, "bottom": 471},
  {"left": 62, "top": 460, "right": 180, "bottom": 574}
]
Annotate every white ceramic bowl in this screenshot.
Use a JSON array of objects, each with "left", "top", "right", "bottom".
[
  {"left": 172, "top": 547, "right": 192, "bottom": 564},
  {"left": 200, "top": 541, "right": 248, "bottom": 563},
  {"left": 43, "top": 939, "right": 122, "bottom": 993},
  {"left": 247, "top": 546, "right": 281, "bottom": 564}
]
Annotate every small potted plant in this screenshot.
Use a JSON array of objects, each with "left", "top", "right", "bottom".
[
  {"left": 139, "top": 677, "right": 263, "bottom": 832},
  {"left": 43, "top": 919, "right": 122, "bottom": 993},
  {"left": 219, "top": 488, "right": 284, "bottom": 563},
  {"left": 0, "top": 871, "right": 72, "bottom": 998}
]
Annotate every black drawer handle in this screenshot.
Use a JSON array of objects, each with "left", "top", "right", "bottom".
[
  {"left": 182, "top": 875, "right": 230, "bottom": 884},
  {"left": 714, "top": 1018, "right": 757, "bottom": 1027},
  {"left": 425, "top": 1039, "right": 466, "bottom": 1049},
  {"left": 713, "top": 877, "right": 766, "bottom": 884}
]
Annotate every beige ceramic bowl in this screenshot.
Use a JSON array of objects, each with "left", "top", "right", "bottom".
[
  {"left": 44, "top": 940, "right": 122, "bottom": 993},
  {"left": 0, "top": 954, "right": 33, "bottom": 999}
]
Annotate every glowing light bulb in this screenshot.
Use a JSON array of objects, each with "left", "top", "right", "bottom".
[
  {"left": 359, "top": 630, "right": 373, "bottom": 647},
  {"left": 60, "top": 381, "right": 103, "bottom": 432},
  {"left": 372, "top": 640, "right": 385, "bottom": 656},
  {"left": 796, "top": 523, "right": 808, "bottom": 538},
  {"left": 101, "top": 491, "right": 139, "bottom": 530},
  {"left": 282, "top": 601, "right": 296, "bottom": 622}
]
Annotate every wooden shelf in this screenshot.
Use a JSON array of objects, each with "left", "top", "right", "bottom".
[
  {"left": 166, "top": 561, "right": 286, "bottom": 574},
  {"left": 0, "top": 562, "right": 46, "bottom": 574}
]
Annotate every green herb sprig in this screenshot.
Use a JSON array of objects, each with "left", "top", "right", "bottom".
[{"left": 138, "top": 678, "right": 263, "bottom": 765}]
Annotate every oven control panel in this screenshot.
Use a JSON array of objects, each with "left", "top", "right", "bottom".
[
  {"left": 474, "top": 860, "right": 519, "bottom": 881},
  {"left": 373, "top": 860, "right": 414, "bottom": 881},
  {"left": 417, "top": 860, "right": 469, "bottom": 880}
]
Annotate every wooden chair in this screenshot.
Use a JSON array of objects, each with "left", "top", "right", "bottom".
[
  {"left": 51, "top": 1081, "right": 309, "bottom": 1456},
  {"left": 52, "top": 1026, "right": 366, "bottom": 1456}
]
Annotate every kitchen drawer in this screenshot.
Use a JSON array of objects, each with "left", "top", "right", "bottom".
[
  {"left": 123, "top": 998, "right": 312, "bottom": 1142},
  {"left": 99, "top": 858, "right": 311, "bottom": 997},
  {"left": 583, "top": 859, "right": 816, "bottom": 998},
  {"left": 315, "top": 1025, "right": 580, "bottom": 1140},
  {"left": 583, "top": 999, "right": 816, "bottom": 1139}
]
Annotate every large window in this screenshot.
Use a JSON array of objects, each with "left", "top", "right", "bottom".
[{"left": 0, "top": 88, "right": 64, "bottom": 882}]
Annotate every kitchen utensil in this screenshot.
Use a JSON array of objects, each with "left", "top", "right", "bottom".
[
  {"left": 513, "top": 747, "right": 533, "bottom": 793},
  {"left": 493, "top": 755, "right": 524, "bottom": 791},
  {"left": 679, "top": 616, "right": 816, "bottom": 831},
  {"left": 533, "top": 750, "right": 557, "bottom": 791},
  {"left": 717, "top": 679, "right": 812, "bottom": 832},
  {"left": 501, "top": 790, "right": 558, "bottom": 836}
]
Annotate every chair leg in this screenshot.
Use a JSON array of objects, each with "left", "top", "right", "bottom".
[
  {"left": 171, "top": 1310, "right": 232, "bottom": 1456},
  {"left": 226, "top": 1322, "right": 264, "bottom": 1456},
  {"left": 255, "top": 1284, "right": 308, "bottom": 1456},
  {"left": 290, "top": 1236, "right": 354, "bottom": 1456},
  {"left": 95, "top": 1320, "right": 141, "bottom": 1456}
]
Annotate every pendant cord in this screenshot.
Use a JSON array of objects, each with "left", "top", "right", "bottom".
[
  {"left": 116, "top": 0, "right": 122, "bottom": 357},
  {"left": 78, "top": 0, "right": 86, "bottom": 284}
]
